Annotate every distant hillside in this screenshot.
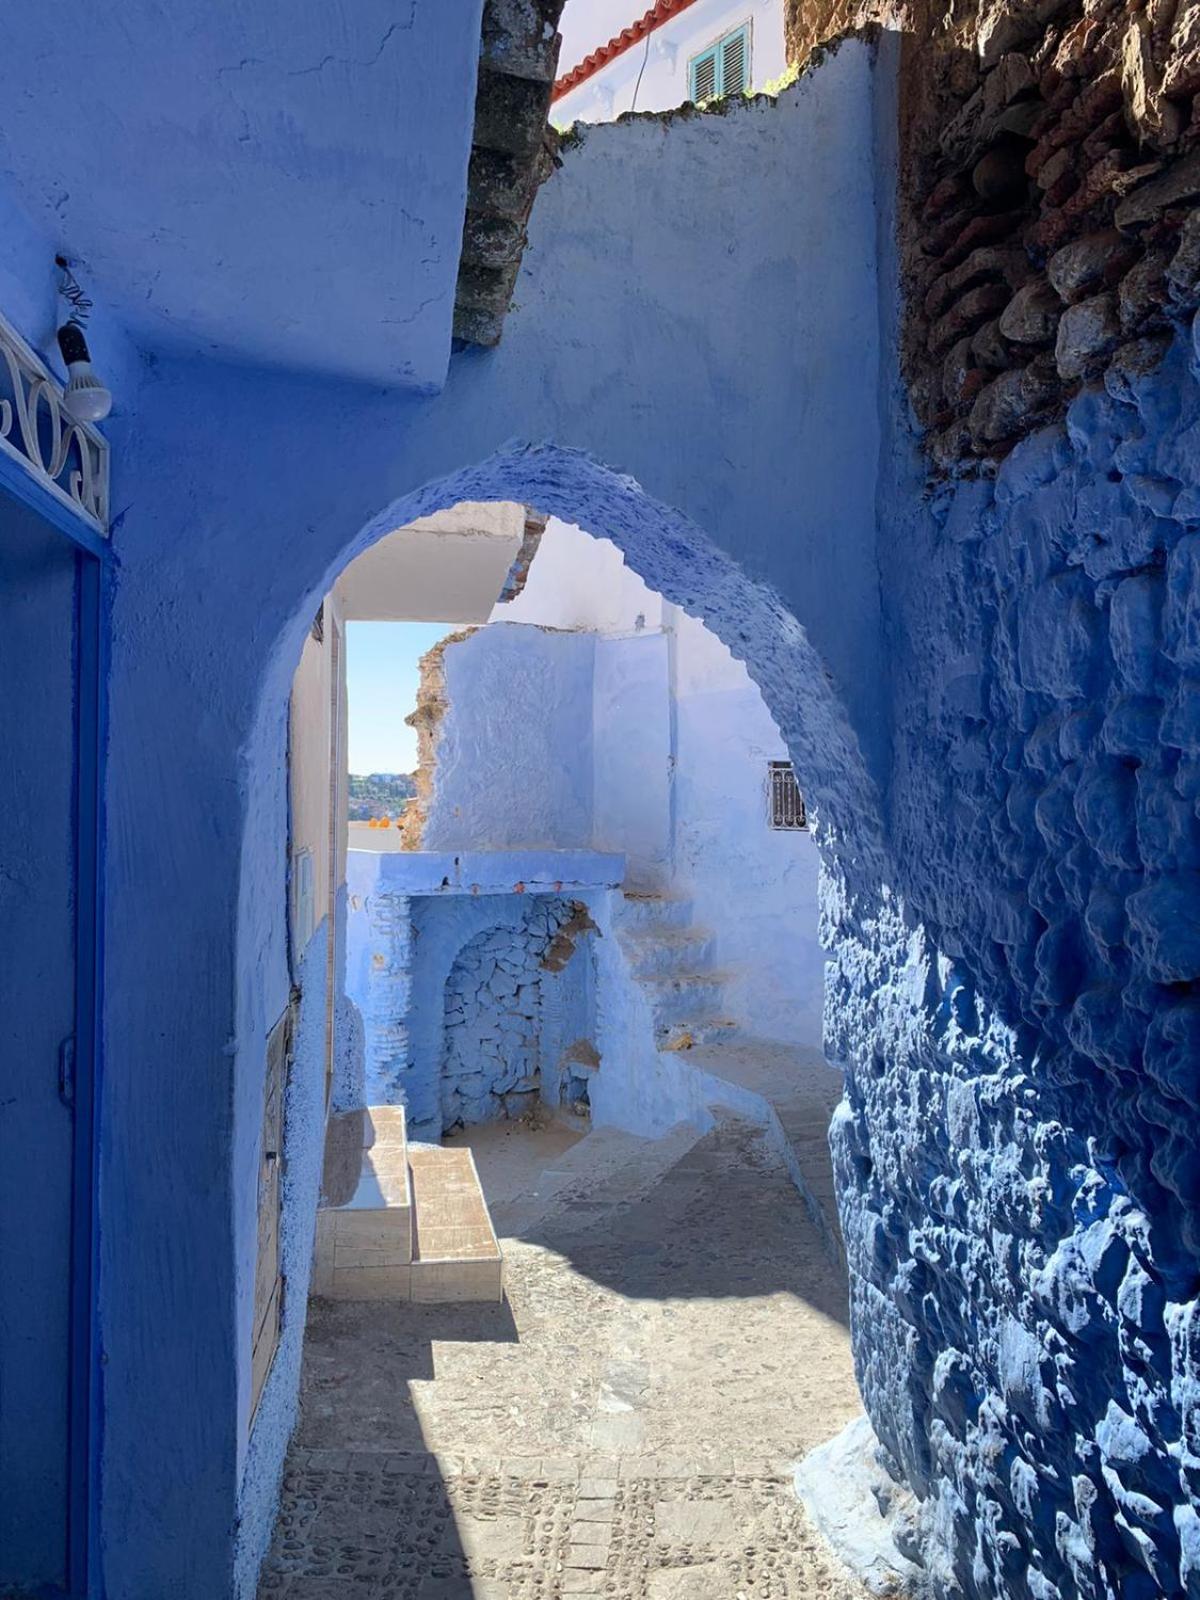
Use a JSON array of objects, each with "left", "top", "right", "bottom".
[{"left": 348, "top": 772, "right": 417, "bottom": 820}]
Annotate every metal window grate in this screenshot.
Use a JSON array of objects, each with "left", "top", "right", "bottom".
[{"left": 768, "top": 761, "right": 807, "bottom": 830}]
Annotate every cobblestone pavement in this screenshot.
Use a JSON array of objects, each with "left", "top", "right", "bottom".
[{"left": 259, "top": 1119, "right": 868, "bottom": 1599}]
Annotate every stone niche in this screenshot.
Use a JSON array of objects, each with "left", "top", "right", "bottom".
[
  {"left": 440, "top": 900, "right": 595, "bottom": 1130},
  {"left": 345, "top": 849, "right": 618, "bottom": 1140}
]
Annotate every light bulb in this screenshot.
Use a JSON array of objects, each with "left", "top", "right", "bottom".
[{"left": 56, "top": 323, "right": 113, "bottom": 423}]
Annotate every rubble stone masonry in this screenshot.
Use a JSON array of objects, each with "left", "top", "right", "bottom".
[{"left": 789, "top": 0, "right": 1200, "bottom": 470}]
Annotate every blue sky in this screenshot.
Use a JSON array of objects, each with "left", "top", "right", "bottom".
[{"left": 346, "top": 621, "right": 456, "bottom": 774}]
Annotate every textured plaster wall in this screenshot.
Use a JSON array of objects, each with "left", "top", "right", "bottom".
[
  {"left": 0, "top": 43, "right": 889, "bottom": 1598},
  {"left": 592, "top": 630, "right": 674, "bottom": 887},
  {"left": 421, "top": 622, "right": 596, "bottom": 851},
  {"left": 670, "top": 607, "right": 826, "bottom": 1045},
  {"left": 233, "top": 918, "right": 330, "bottom": 1599}
]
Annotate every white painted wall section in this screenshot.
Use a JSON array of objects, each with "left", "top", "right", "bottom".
[
  {"left": 336, "top": 502, "right": 525, "bottom": 623},
  {"left": 422, "top": 623, "right": 597, "bottom": 851},
  {"left": 554, "top": 0, "right": 786, "bottom": 127},
  {"left": 493, "top": 516, "right": 665, "bottom": 633},
  {"left": 669, "top": 606, "right": 826, "bottom": 1044}
]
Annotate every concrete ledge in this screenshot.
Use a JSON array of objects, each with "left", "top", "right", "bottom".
[
  {"left": 793, "top": 1414, "right": 929, "bottom": 1598},
  {"left": 313, "top": 1107, "right": 413, "bottom": 1299},
  {"left": 349, "top": 847, "right": 625, "bottom": 897}
]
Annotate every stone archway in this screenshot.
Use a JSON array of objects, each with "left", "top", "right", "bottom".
[{"left": 234, "top": 441, "right": 885, "bottom": 1594}]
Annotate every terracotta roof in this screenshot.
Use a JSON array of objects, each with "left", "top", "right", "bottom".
[{"left": 552, "top": 0, "right": 701, "bottom": 102}]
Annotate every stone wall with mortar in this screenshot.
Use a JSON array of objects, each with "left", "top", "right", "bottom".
[
  {"left": 441, "top": 900, "right": 594, "bottom": 1128},
  {"left": 344, "top": 860, "right": 598, "bottom": 1138},
  {"left": 786, "top": 1, "right": 1200, "bottom": 469}
]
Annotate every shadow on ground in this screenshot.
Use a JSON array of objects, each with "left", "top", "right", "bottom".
[{"left": 259, "top": 1120, "right": 864, "bottom": 1598}]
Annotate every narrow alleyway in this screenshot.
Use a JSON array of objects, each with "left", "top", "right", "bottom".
[{"left": 259, "top": 1118, "right": 866, "bottom": 1599}]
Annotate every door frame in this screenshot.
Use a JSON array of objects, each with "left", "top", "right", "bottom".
[{"left": 0, "top": 440, "right": 108, "bottom": 1599}]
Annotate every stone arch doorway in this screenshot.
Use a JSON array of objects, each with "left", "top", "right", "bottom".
[{"left": 235, "top": 442, "right": 884, "bottom": 1597}]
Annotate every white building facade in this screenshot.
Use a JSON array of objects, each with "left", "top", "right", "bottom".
[{"left": 553, "top": 0, "right": 786, "bottom": 127}]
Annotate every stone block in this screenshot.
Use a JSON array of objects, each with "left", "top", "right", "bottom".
[
  {"left": 1127, "top": 874, "right": 1200, "bottom": 980},
  {"left": 1056, "top": 293, "right": 1121, "bottom": 379},
  {"left": 312, "top": 1107, "right": 415, "bottom": 1299},
  {"left": 969, "top": 359, "right": 1059, "bottom": 445},
  {"left": 1116, "top": 149, "right": 1200, "bottom": 228},
  {"left": 999, "top": 278, "right": 1062, "bottom": 343},
  {"left": 1164, "top": 533, "right": 1200, "bottom": 668},
  {"left": 1047, "top": 232, "right": 1137, "bottom": 304},
  {"left": 1110, "top": 572, "right": 1165, "bottom": 694}
]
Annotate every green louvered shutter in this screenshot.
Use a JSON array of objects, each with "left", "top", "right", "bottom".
[
  {"left": 720, "top": 25, "right": 749, "bottom": 95},
  {"left": 688, "top": 23, "right": 750, "bottom": 103},
  {"left": 689, "top": 46, "right": 717, "bottom": 102}
]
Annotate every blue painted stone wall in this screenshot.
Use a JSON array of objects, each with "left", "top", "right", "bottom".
[
  {"left": 441, "top": 900, "right": 589, "bottom": 1129},
  {"left": 344, "top": 868, "right": 597, "bottom": 1138},
  {"left": 827, "top": 321, "right": 1200, "bottom": 1598}
]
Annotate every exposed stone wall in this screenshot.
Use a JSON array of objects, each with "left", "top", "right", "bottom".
[
  {"left": 784, "top": 0, "right": 889, "bottom": 69},
  {"left": 397, "top": 627, "right": 475, "bottom": 850},
  {"left": 788, "top": 0, "right": 1200, "bottom": 469},
  {"left": 831, "top": 320, "right": 1200, "bottom": 1595},
  {"left": 441, "top": 898, "right": 592, "bottom": 1128}
]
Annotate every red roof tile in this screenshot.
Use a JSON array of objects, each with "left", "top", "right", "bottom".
[{"left": 552, "top": 0, "right": 702, "bottom": 102}]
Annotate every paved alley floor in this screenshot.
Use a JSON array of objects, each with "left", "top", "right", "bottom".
[{"left": 259, "top": 1117, "right": 868, "bottom": 1599}]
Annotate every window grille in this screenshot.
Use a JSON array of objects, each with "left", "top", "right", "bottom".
[
  {"left": 768, "top": 761, "right": 807, "bottom": 830},
  {"left": 688, "top": 22, "right": 751, "bottom": 103}
]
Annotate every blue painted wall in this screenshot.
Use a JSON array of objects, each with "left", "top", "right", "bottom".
[
  {"left": 423, "top": 624, "right": 597, "bottom": 851},
  {"left": 77, "top": 45, "right": 887, "bottom": 1598},
  {"left": 27, "top": 33, "right": 1192, "bottom": 1600},
  {"left": 825, "top": 325, "right": 1200, "bottom": 1597}
]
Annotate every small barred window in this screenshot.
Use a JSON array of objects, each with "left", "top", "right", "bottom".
[{"left": 768, "top": 761, "right": 807, "bottom": 830}]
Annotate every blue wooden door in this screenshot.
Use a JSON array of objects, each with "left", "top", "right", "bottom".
[{"left": 0, "top": 490, "right": 102, "bottom": 1597}]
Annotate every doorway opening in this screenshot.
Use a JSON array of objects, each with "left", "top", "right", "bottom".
[{"left": 247, "top": 488, "right": 861, "bottom": 1596}]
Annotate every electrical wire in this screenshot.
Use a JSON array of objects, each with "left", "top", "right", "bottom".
[{"left": 630, "top": 28, "right": 652, "bottom": 112}]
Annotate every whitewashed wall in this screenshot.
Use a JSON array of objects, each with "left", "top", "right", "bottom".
[{"left": 492, "top": 517, "right": 826, "bottom": 1044}]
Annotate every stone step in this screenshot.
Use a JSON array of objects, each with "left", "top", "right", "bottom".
[
  {"left": 490, "top": 1120, "right": 707, "bottom": 1238},
  {"left": 612, "top": 892, "right": 694, "bottom": 932},
  {"left": 638, "top": 969, "right": 730, "bottom": 1029},
  {"left": 408, "top": 1145, "right": 505, "bottom": 1304},
  {"left": 311, "top": 1106, "right": 504, "bottom": 1304},
  {"left": 312, "top": 1105, "right": 413, "bottom": 1300},
  {"left": 619, "top": 926, "right": 717, "bottom": 978},
  {"left": 674, "top": 1038, "right": 846, "bottom": 1268},
  {"left": 657, "top": 1017, "right": 742, "bottom": 1052}
]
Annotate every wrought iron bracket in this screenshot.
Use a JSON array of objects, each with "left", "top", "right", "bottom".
[{"left": 0, "top": 307, "right": 109, "bottom": 535}]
